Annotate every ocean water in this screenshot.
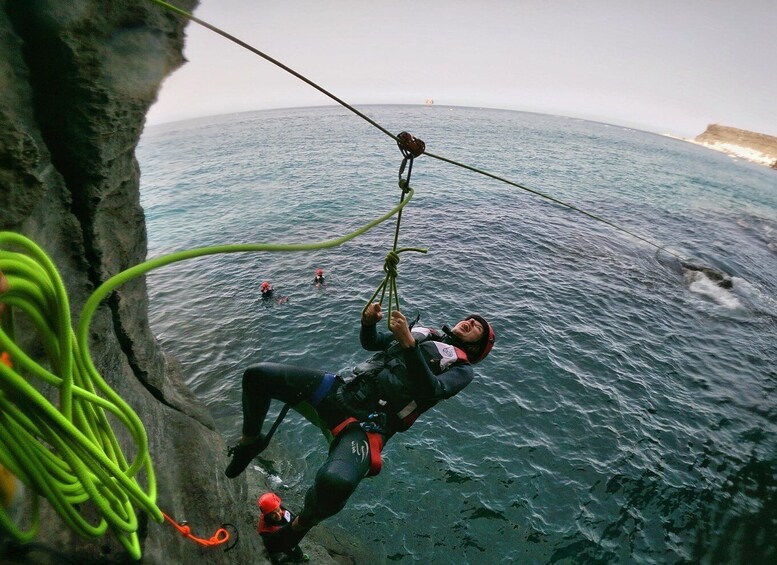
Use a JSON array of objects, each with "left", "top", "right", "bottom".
[{"left": 137, "top": 106, "right": 777, "bottom": 564}]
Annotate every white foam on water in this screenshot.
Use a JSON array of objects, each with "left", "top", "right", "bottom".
[{"left": 686, "top": 271, "right": 742, "bottom": 309}]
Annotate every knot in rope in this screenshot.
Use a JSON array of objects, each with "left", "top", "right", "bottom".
[
  {"left": 383, "top": 250, "right": 400, "bottom": 278},
  {"left": 364, "top": 247, "right": 427, "bottom": 327}
]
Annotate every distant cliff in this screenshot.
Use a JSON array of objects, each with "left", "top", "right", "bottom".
[{"left": 693, "top": 124, "right": 777, "bottom": 169}]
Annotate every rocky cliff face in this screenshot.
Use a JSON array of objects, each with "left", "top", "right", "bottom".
[
  {"left": 694, "top": 124, "right": 777, "bottom": 169},
  {"left": 0, "top": 2, "right": 348, "bottom": 563}
]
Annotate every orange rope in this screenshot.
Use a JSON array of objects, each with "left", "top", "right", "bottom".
[{"left": 162, "top": 512, "right": 231, "bottom": 547}]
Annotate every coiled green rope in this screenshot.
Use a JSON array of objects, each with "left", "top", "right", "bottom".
[
  {"left": 0, "top": 233, "right": 153, "bottom": 557},
  {"left": 0, "top": 189, "right": 413, "bottom": 558}
]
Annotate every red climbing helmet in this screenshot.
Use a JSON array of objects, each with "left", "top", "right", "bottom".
[
  {"left": 258, "top": 493, "right": 281, "bottom": 515},
  {"left": 261, "top": 281, "right": 271, "bottom": 290},
  {"left": 467, "top": 314, "right": 495, "bottom": 364},
  {"left": 315, "top": 268, "right": 324, "bottom": 276}
]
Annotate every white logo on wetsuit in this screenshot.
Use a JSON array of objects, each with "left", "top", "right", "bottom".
[
  {"left": 411, "top": 327, "right": 468, "bottom": 370},
  {"left": 352, "top": 440, "right": 368, "bottom": 463}
]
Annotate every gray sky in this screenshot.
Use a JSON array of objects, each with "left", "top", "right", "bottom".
[{"left": 147, "top": 0, "right": 777, "bottom": 137}]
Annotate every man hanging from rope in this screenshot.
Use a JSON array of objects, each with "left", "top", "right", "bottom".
[{"left": 224, "top": 302, "right": 495, "bottom": 551}]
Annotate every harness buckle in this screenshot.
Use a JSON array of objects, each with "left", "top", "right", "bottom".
[{"left": 360, "top": 412, "right": 387, "bottom": 434}]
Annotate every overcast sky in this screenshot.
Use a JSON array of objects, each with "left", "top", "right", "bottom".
[{"left": 147, "top": 0, "right": 777, "bottom": 138}]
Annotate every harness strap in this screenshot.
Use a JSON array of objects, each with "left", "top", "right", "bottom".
[
  {"left": 309, "top": 372, "right": 336, "bottom": 406},
  {"left": 331, "top": 417, "right": 384, "bottom": 477},
  {"left": 331, "top": 416, "right": 358, "bottom": 438}
]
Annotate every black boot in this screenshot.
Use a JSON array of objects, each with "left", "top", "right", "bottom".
[{"left": 225, "top": 435, "right": 267, "bottom": 478}]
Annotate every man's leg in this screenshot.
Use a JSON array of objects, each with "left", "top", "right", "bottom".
[
  {"left": 226, "top": 362, "right": 326, "bottom": 478},
  {"left": 268, "top": 424, "right": 373, "bottom": 551},
  {"left": 303, "top": 424, "right": 373, "bottom": 521}
]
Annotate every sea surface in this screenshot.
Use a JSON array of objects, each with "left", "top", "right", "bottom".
[{"left": 137, "top": 105, "right": 777, "bottom": 565}]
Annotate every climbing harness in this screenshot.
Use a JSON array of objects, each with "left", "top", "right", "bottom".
[{"left": 330, "top": 417, "right": 384, "bottom": 477}]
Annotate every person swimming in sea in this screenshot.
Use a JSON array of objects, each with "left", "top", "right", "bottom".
[
  {"left": 261, "top": 281, "right": 289, "bottom": 305},
  {"left": 313, "top": 269, "right": 325, "bottom": 288}
]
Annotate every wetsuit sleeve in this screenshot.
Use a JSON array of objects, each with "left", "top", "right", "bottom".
[
  {"left": 403, "top": 345, "right": 474, "bottom": 399},
  {"left": 260, "top": 530, "right": 283, "bottom": 553},
  {"left": 360, "top": 322, "right": 396, "bottom": 351}
]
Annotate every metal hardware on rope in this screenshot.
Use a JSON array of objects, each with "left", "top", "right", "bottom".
[
  {"left": 397, "top": 131, "right": 425, "bottom": 159},
  {"left": 398, "top": 157, "right": 413, "bottom": 193},
  {"left": 397, "top": 132, "right": 425, "bottom": 192}
]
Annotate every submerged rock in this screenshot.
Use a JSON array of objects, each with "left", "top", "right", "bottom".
[{"left": 681, "top": 262, "right": 733, "bottom": 290}]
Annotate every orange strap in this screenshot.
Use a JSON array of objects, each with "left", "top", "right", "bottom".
[
  {"left": 162, "top": 512, "right": 231, "bottom": 547},
  {"left": 0, "top": 352, "right": 11, "bottom": 368}
]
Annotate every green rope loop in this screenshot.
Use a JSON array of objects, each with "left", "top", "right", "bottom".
[
  {"left": 0, "top": 234, "right": 152, "bottom": 557},
  {"left": 0, "top": 189, "right": 413, "bottom": 558},
  {"left": 362, "top": 247, "right": 427, "bottom": 325}
]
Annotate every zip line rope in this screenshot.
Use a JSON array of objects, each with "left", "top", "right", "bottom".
[
  {"left": 423, "top": 150, "right": 682, "bottom": 257},
  {"left": 0, "top": 190, "right": 414, "bottom": 558},
  {"left": 148, "top": 0, "right": 686, "bottom": 261}
]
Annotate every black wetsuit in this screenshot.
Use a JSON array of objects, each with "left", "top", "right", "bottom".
[
  {"left": 259, "top": 507, "right": 305, "bottom": 563},
  {"left": 238, "top": 321, "right": 474, "bottom": 538}
]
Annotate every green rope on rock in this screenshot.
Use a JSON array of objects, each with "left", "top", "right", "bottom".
[
  {"left": 0, "top": 189, "right": 413, "bottom": 559},
  {"left": 0, "top": 233, "right": 153, "bottom": 557}
]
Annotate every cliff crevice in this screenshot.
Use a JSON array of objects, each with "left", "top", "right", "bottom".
[{"left": 0, "top": 2, "right": 349, "bottom": 563}]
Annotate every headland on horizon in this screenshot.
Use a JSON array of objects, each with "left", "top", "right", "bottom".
[{"left": 669, "top": 124, "right": 777, "bottom": 169}]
